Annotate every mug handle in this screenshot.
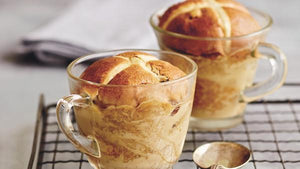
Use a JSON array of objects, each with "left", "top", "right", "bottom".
[
  {"left": 241, "top": 42, "right": 288, "bottom": 102},
  {"left": 56, "top": 94, "right": 101, "bottom": 158}
]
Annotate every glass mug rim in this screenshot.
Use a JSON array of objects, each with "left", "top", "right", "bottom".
[
  {"left": 150, "top": 7, "right": 273, "bottom": 41},
  {"left": 67, "top": 49, "right": 198, "bottom": 87}
]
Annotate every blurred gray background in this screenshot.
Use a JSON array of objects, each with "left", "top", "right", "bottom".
[{"left": 0, "top": 0, "right": 299, "bottom": 168}]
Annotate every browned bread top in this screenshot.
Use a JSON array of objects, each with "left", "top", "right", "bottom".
[
  {"left": 159, "top": 0, "right": 260, "bottom": 38},
  {"left": 80, "top": 51, "right": 186, "bottom": 85}
]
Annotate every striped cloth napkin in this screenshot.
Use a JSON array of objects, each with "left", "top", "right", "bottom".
[{"left": 20, "top": 0, "right": 177, "bottom": 64}]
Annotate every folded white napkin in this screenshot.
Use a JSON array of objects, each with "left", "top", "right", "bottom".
[{"left": 21, "top": 0, "right": 177, "bottom": 64}]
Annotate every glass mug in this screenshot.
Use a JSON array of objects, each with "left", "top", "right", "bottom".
[
  {"left": 150, "top": 8, "right": 287, "bottom": 130},
  {"left": 56, "top": 49, "right": 197, "bottom": 169}
]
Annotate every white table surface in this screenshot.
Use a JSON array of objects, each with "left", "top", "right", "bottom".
[{"left": 0, "top": 0, "right": 299, "bottom": 168}]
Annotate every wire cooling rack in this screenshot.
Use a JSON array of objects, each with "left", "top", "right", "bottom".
[{"left": 28, "top": 84, "right": 300, "bottom": 169}]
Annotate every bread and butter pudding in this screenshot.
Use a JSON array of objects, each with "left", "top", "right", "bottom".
[
  {"left": 158, "top": 0, "right": 260, "bottom": 57},
  {"left": 69, "top": 50, "right": 197, "bottom": 169},
  {"left": 150, "top": 0, "right": 265, "bottom": 128}
]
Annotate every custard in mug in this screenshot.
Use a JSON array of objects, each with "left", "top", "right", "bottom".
[
  {"left": 56, "top": 50, "right": 197, "bottom": 169},
  {"left": 150, "top": 0, "right": 287, "bottom": 130}
]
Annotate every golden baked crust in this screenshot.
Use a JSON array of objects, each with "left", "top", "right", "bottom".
[
  {"left": 79, "top": 51, "right": 186, "bottom": 107},
  {"left": 109, "top": 65, "right": 159, "bottom": 85},
  {"left": 80, "top": 51, "right": 185, "bottom": 85},
  {"left": 158, "top": 0, "right": 260, "bottom": 57},
  {"left": 80, "top": 57, "right": 129, "bottom": 84}
]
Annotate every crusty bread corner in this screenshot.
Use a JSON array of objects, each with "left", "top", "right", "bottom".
[
  {"left": 79, "top": 51, "right": 187, "bottom": 107},
  {"left": 158, "top": 0, "right": 260, "bottom": 57}
]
